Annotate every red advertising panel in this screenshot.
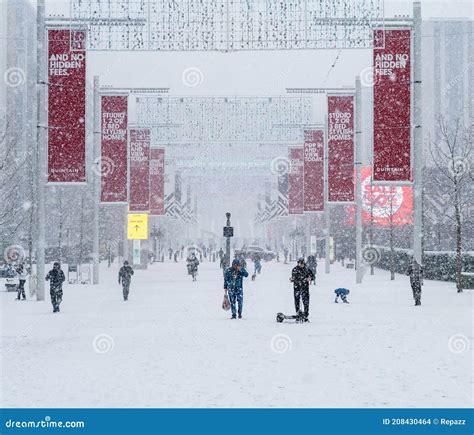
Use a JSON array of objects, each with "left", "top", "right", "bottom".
[
  {"left": 303, "top": 129, "right": 324, "bottom": 212},
  {"left": 288, "top": 148, "right": 304, "bottom": 215},
  {"left": 373, "top": 29, "right": 411, "bottom": 182},
  {"left": 48, "top": 29, "right": 86, "bottom": 182},
  {"left": 328, "top": 95, "right": 354, "bottom": 202},
  {"left": 129, "top": 128, "right": 150, "bottom": 212},
  {"left": 347, "top": 167, "right": 413, "bottom": 225},
  {"left": 101, "top": 95, "right": 128, "bottom": 203},
  {"left": 150, "top": 148, "right": 165, "bottom": 215}
]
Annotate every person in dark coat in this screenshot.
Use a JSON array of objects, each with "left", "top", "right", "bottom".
[
  {"left": 186, "top": 253, "right": 200, "bottom": 281},
  {"left": 307, "top": 255, "right": 317, "bottom": 285},
  {"left": 290, "top": 257, "right": 314, "bottom": 321},
  {"left": 16, "top": 263, "right": 28, "bottom": 300},
  {"left": 118, "top": 260, "right": 134, "bottom": 301},
  {"left": 406, "top": 260, "right": 423, "bottom": 306},
  {"left": 224, "top": 259, "right": 249, "bottom": 319},
  {"left": 45, "top": 262, "right": 65, "bottom": 313}
]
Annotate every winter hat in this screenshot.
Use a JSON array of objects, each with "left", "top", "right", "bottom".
[
  {"left": 232, "top": 259, "right": 241, "bottom": 266},
  {"left": 297, "top": 257, "right": 305, "bottom": 264}
]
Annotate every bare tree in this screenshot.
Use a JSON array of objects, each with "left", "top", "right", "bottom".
[
  {"left": 0, "top": 119, "right": 28, "bottom": 247},
  {"left": 430, "top": 116, "right": 472, "bottom": 292}
]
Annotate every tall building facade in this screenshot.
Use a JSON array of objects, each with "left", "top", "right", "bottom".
[{"left": 422, "top": 18, "right": 473, "bottom": 146}]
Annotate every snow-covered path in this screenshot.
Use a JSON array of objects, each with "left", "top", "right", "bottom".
[{"left": 1, "top": 260, "right": 472, "bottom": 408}]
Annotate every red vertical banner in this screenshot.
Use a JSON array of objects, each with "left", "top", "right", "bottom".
[
  {"left": 149, "top": 148, "right": 165, "bottom": 215},
  {"left": 303, "top": 129, "right": 325, "bottom": 212},
  {"left": 129, "top": 128, "right": 150, "bottom": 212},
  {"left": 288, "top": 147, "right": 304, "bottom": 215},
  {"left": 373, "top": 29, "right": 411, "bottom": 182},
  {"left": 101, "top": 95, "right": 128, "bottom": 203},
  {"left": 327, "top": 95, "right": 354, "bottom": 202},
  {"left": 47, "top": 29, "right": 86, "bottom": 182}
]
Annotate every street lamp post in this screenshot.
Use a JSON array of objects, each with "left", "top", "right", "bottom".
[
  {"left": 223, "top": 213, "right": 233, "bottom": 269},
  {"left": 150, "top": 225, "right": 159, "bottom": 263}
]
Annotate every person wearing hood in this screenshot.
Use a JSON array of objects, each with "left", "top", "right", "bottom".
[
  {"left": 45, "top": 262, "right": 65, "bottom": 313},
  {"left": 223, "top": 258, "right": 249, "bottom": 319}
]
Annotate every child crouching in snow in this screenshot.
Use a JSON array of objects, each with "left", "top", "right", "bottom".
[{"left": 334, "top": 288, "right": 350, "bottom": 304}]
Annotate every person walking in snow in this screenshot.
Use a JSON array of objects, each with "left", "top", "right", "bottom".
[
  {"left": 15, "top": 263, "right": 28, "bottom": 300},
  {"left": 118, "top": 260, "right": 134, "bottom": 301},
  {"left": 290, "top": 258, "right": 314, "bottom": 321},
  {"left": 224, "top": 259, "right": 249, "bottom": 319},
  {"left": 254, "top": 254, "right": 262, "bottom": 274},
  {"left": 45, "top": 262, "right": 65, "bottom": 313},
  {"left": 406, "top": 259, "right": 423, "bottom": 306},
  {"left": 186, "top": 252, "right": 200, "bottom": 281}
]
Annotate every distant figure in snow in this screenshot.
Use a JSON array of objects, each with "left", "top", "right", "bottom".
[
  {"left": 307, "top": 255, "right": 317, "bottom": 285},
  {"left": 224, "top": 259, "right": 249, "bottom": 319},
  {"left": 168, "top": 248, "right": 173, "bottom": 260},
  {"left": 186, "top": 253, "right": 200, "bottom": 281},
  {"left": 218, "top": 248, "right": 224, "bottom": 260},
  {"left": 406, "top": 260, "right": 423, "bottom": 306},
  {"left": 16, "top": 263, "right": 28, "bottom": 300},
  {"left": 118, "top": 260, "right": 134, "bottom": 301},
  {"left": 283, "top": 247, "right": 289, "bottom": 264},
  {"left": 45, "top": 262, "right": 65, "bottom": 313},
  {"left": 174, "top": 251, "right": 179, "bottom": 262},
  {"left": 334, "top": 288, "right": 350, "bottom": 304},
  {"left": 253, "top": 253, "right": 262, "bottom": 275},
  {"left": 290, "top": 258, "right": 314, "bottom": 321}
]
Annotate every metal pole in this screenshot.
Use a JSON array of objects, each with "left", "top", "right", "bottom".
[
  {"left": 225, "top": 212, "right": 231, "bottom": 262},
  {"left": 35, "top": 0, "right": 46, "bottom": 300},
  {"left": 92, "top": 76, "right": 100, "bottom": 284},
  {"left": 355, "top": 76, "right": 363, "bottom": 284},
  {"left": 324, "top": 116, "right": 330, "bottom": 274},
  {"left": 123, "top": 206, "right": 129, "bottom": 263},
  {"left": 325, "top": 205, "right": 330, "bottom": 273},
  {"left": 412, "top": 1, "right": 423, "bottom": 267}
]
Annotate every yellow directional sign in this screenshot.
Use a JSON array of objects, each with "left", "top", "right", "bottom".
[{"left": 127, "top": 214, "right": 148, "bottom": 240}]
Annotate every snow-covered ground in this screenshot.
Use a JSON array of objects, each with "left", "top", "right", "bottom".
[{"left": 1, "top": 260, "right": 472, "bottom": 408}]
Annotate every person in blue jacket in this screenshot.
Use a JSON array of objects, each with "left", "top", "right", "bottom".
[
  {"left": 224, "top": 258, "right": 249, "bottom": 319},
  {"left": 334, "top": 288, "right": 350, "bottom": 303}
]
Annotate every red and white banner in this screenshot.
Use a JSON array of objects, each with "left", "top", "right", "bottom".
[
  {"left": 101, "top": 95, "right": 128, "bottom": 203},
  {"left": 288, "top": 147, "right": 304, "bottom": 215},
  {"left": 303, "top": 129, "right": 324, "bottom": 212},
  {"left": 327, "top": 95, "right": 354, "bottom": 202},
  {"left": 149, "top": 148, "right": 165, "bottom": 216},
  {"left": 373, "top": 29, "right": 411, "bottom": 182},
  {"left": 47, "top": 29, "right": 86, "bottom": 182},
  {"left": 347, "top": 167, "right": 413, "bottom": 225},
  {"left": 129, "top": 128, "right": 150, "bottom": 212}
]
